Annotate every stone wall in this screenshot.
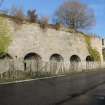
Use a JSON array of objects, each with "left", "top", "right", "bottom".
[
  {"left": 2, "top": 17, "right": 102, "bottom": 62},
  {"left": 0, "top": 16, "right": 103, "bottom": 73}
]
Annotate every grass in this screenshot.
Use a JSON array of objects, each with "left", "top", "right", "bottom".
[{"left": 0, "top": 69, "right": 104, "bottom": 84}]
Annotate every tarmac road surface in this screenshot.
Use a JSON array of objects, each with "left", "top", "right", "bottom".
[{"left": 60, "top": 83, "right": 105, "bottom": 105}]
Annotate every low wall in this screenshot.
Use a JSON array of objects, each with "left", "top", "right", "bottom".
[{"left": 0, "top": 70, "right": 105, "bottom": 105}]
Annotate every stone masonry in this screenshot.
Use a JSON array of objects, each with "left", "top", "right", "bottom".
[{"left": 0, "top": 16, "right": 104, "bottom": 72}]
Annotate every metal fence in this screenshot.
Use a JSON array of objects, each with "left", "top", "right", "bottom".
[{"left": 0, "top": 59, "right": 105, "bottom": 79}]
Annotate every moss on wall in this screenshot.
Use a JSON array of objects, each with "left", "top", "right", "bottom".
[
  {"left": 0, "top": 17, "right": 12, "bottom": 56},
  {"left": 84, "top": 35, "right": 101, "bottom": 61}
]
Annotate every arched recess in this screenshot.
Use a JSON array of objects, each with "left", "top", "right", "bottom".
[
  {"left": 0, "top": 53, "right": 12, "bottom": 59},
  {"left": 0, "top": 53, "right": 13, "bottom": 72},
  {"left": 24, "top": 52, "right": 42, "bottom": 71},
  {"left": 70, "top": 55, "right": 81, "bottom": 62},
  {"left": 86, "top": 55, "right": 94, "bottom": 70},
  {"left": 86, "top": 55, "right": 94, "bottom": 62},
  {"left": 24, "top": 52, "right": 41, "bottom": 61},
  {"left": 49, "top": 54, "right": 64, "bottom": 74},
  {"left": 70, "top": 55, "right": 81, "bottom": 70},
  {"left": 102, "top": 48, "right": 105, "bottom": 61},
  {"left": 50, "top": 53, "right": 64, "bottom": 62}
]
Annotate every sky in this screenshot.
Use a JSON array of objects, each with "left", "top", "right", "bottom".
[{"left": 0, "top": 0, "right": 105, "bottom": 37}]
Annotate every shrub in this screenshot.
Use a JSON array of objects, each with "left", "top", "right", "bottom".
[
  {"left": 0, "top": 17, "right": 11, "bottom": 56},
  {"left": 55, "top": 22, "right": 61, "bottom": 30},
  {"left": 27, "top": 9, "right": 38, "bottom": 23},
  {"left": 39, "top": 17, "right": 49, "bottom": 30},
  {"left": 9, "top": 6, "right": 25, "bottom": 25},
  {"left": 88, "top": 48, "right": 101, "bottom": 61},
  {"left": 84, "top": 35, "right": 101, "bottom": 61}
]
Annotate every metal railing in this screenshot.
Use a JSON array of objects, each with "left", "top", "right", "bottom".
[{"left": 0, "top": 59, "right": 105, "bottom": 80}]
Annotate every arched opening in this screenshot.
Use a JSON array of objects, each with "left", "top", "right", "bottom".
[
  {"left": 24, "top": 52, "right": 42, "bottom": 71},
  {"left": 102, "top": 48, "right": 105, "bottom": 61},
  {"left": 0, "top": 53, "right": 12, "bottom": 59},
  {"left": 0, "top": 53, "right": 13, "bottom": 73},
  {"left": 70, "top": 55, "right": 81, "bottom": 62},
  {"left": 86, "top": 55, "right": 94, "bottom": 70},
  {"left": 24, "top": 53, "right": 41, "bottom": 60},
  {"left": 86, "top": 55, "right": 94, "bottom": 62},
  {"left": 50, "top": 54, "right": 64, "bottom": 62},
  {"left": 70, "top": 55, "right": 81, "bottom": 70},
  {"left": 49, "top": 54, "right": 64, "bottom": 74}
]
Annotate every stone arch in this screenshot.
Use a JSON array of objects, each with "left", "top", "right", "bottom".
[
  {"left": 24, "top": 52, "right": 41, "bottom": 61},
  {"left": 70, "top": 55, "right": 81, "bottom": 62},
  {"left": 24, "top": 52, "right": 42, "bottom": 71},
  {"left": 49, "top": 54, "right": 64, "bottom": 74},
  {"left": 86, "top": 55, "right": 94, "bottom": 62},
  {"left": 0, "top": 53, "right": 13, "bottom": 72},
  {"left": 86, "top": 55, "right": 94, "bottom": 70},
  {"left": 50, "top": 53, "right": 64, "bottom": 62},
  {"left": 102, "top": 48, "right": 105, "bottom": 61},
  {"left": 70, "top": 55, "right": 81, "bottom": 70},
  {"left": 0, "top": 53, "right": 13, "bottom": 59}
]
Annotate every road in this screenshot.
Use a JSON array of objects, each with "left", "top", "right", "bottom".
[
  {"left": 0, "top": 71, "right": 105, "bottom": 105},
  {"left": 60, "top": 83, "right": 105, "bottom": 105}
]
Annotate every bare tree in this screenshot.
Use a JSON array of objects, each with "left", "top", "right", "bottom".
[
  {"left": 27, "top": 9, "right": 38, "bottom": 22},
  {"left": 9, "top": 5, "right": 25, "bottom": 21},
  {"left": 39, "top": 16, "right": 49, "bottom": 29},
  {"left": 55, "top": 1, "right": 96, "bottom": 30}
]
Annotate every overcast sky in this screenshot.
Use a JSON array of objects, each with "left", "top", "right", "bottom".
[{"left": 1, "top": 0, "right": 105, "bottom": 37}]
